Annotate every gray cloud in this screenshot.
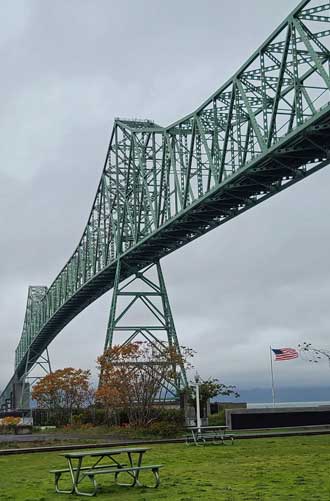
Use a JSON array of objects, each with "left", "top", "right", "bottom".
[{"left": 1, "top": 0, "right": 329, "bottom": 399}]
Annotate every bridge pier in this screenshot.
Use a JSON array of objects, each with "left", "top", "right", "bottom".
[
  {"left": 12, "top": 381, "right": 30, "bottom": 410},
  {"left": 103, "top": 259, "right": 188, "bottom": 400},
  {"left": 0, "top": 349, "right": 52, "bottom": 411},
  {"left": 0, "top": 378, "right": 29, "bottom": 411}
]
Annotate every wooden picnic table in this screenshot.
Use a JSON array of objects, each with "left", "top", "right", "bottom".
[
  {"left": 50, "top": 447, "right": 162, "bottom": 496},
  {"left": 186, "top": 425, "right": 234, "bottom": 445}
]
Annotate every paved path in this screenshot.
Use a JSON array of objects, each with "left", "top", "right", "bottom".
[
  {"left": 1, "top": 426, "right": 330, "bottom": 456},
  {"left": 2, "top": 426, "right": 330, "bottom": 444},
  {"left": 0, "top": 433, "right": 118, "bottom": 442}
]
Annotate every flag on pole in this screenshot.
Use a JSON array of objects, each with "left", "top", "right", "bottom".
[{"left": 272, "top": 347, "right": 299, "bottom": 361}]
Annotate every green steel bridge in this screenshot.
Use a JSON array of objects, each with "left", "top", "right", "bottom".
[{"left": 2, "top": 0, "right": 330, "bottom": 408}]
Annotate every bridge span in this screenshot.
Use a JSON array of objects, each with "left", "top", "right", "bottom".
[{"left": 2, "top": 0, "right": 330, "bottom": 408}]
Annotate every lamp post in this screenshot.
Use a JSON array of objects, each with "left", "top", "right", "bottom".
[{"left": 195, "top": 373, "right": 202, "bottom": 432}]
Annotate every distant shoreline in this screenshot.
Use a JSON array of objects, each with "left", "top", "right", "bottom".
[{"left": 247, "top": 400, "right": 330, "bottom": 408}]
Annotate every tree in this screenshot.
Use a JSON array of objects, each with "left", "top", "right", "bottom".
[
  {"left": 186, "top": 377, "right": 239, "bottom": 415},
  {"left": 32, "top": 367, "right": 93, "bottom": 422},
  {"left": 96, "top": 342, "right": 193, "bottom": 426}
]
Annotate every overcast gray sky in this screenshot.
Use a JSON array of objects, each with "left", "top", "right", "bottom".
[{"left": 1, "top": 0, "right": 330, "bottom": 398}]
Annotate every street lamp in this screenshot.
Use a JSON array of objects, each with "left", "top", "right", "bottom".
[{"left": 194, "top": 373, "right": 202, "bottom": 432}]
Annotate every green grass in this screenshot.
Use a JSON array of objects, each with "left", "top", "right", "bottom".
[{"left": 0, "top": 435, "right": 330, "bottom": 500}]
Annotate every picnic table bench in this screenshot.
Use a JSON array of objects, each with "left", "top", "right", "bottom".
[
  {"left": 186, "top": 425, "right": 235, "bottom": 445},
  {"left": 50, "top": 447, "right": 162, "bottom": 496}
]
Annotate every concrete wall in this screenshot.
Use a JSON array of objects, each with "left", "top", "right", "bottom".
[{"left": 226, "top": 405, "right": 330, "bottom": 430}]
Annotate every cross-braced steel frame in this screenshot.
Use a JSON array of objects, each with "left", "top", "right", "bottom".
[
  {"left": 2, "top": 0, "right": 330, "bottom": 408},
  {"left": 104, "top": 260, "right": 187, "bottom": 399}
]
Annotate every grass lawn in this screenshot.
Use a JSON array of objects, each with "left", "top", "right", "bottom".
[{"left": 0, "top": 435, "right": 330, "bottom": 500}]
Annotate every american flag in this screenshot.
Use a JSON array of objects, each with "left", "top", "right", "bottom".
[{"left": 272, "top": 348, "right": 299, "bottom": 361}]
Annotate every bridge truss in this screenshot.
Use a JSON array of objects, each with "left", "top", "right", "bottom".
[{"left": 2, "top": 0, "right": 330, "bottom": 408}]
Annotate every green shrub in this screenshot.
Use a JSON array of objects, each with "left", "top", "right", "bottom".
[
  {"left": 208, "top": 410, "right": 225, "bottom": 426},
  {"left": 152, "top": 408, "right": 184, "bottom": 425},
  {"left": 147, "top": 421, "right": 182, "bottom": 437}
]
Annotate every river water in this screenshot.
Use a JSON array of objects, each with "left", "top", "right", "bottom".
[{"left": 247, "top": 401, "right": 330, "bottom": 409}]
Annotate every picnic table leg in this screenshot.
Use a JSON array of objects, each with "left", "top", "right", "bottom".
[
  {"left": 151, "top": 467, "right": 161, "bottom": 488},
  {"left": 114, "top": 452, "right": 137, "bottom": 487},
  {"left": 221, "top": 431, "right": 225, "bottom": 445},
  {"left": 135, "top": 466, "right": 161, "bottom": 489},
  {"left": 124, "top": 452, "right": 160, "bottom": 489},
  {"left": 68, "top": 457, "right": 97, "bottom": 497},
  {"left": 134, "top": 450, "right": 144, "bottom": 486},
  {"left": 67, "top": 457, "right": 81, "bottom": 493},
  {"left": 192, "top": 430, "right": 199, "bottom": 446},
  {"left": 54, "top": 471, "right": 75, "bottom": 494}
]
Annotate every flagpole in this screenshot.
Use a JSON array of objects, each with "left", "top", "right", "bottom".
[{"left": 270, "top": 346, "right": 276, "bottom": 408}]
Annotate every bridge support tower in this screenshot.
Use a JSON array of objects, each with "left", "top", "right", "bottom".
[
  {"left": 103, "top": 260, "right": 188, "bottom": 400},
  {"left": 12, "top": 349, "right": 52, "bottom": 410}
]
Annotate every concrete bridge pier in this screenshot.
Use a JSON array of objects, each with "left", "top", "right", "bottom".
[{"left": 13, "top": 380, "right": 30, "bottom": 410}]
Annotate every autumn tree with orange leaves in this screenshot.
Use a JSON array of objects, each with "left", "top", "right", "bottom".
[
  {"left": 96, "top": 342, "right": 192, "bottom": 426},
  {"left": 32, "top": 367, "right": 93, "bottom": 422}
]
